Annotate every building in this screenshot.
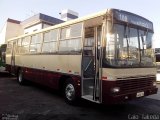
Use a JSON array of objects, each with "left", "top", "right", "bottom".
[
  {"left": 21, "top": 13, "right": 64, "bottom": 34},
  {"left": 60, "top": 9, "right": 78, "bottom": 21},
  {"left": 0, "top": 9, "right": 78, "bottom": 45},
  {"left": 0, "top": 14, "right": 64, "bottom": 45},
  {"left": 0, "top": 18, "right": 23, "bottom": 45}
]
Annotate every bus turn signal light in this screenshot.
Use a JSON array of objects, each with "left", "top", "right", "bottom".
[{"left": 102, "top": 77, "right": 107, "bottom": 80}]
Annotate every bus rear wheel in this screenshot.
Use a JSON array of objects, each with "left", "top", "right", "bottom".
[
  {"left": 17, "top": 69, "right": 26, "bottom": 85},
  {"left": 64, "top": 79, "right": 77, "bottom": 105}
]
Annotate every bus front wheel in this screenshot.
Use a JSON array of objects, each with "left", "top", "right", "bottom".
[{"left": 64, "top": 79, "right": 77, "bottom": 105}]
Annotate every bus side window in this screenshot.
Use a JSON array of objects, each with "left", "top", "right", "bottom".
[
  {"left": 17, "top": 39, "right": 22, "bottom": 54},
  {"left": 21, "top": 37, "right": 30, "bottom": 53},
  {"left": 59, "top": 23, "right": 82, "bottom": 52},
  {"left": 42, "top": 29, "right": 58, "bottom": 53},
  {"left": 59, "top": 38, "right": 82, "bottom": 52},
  {"left": 6, "top": 41, "right": 12, "bottom": 54},
  {"left": 70, "top": 23, "right": 82, "bottom": 37},
  {"left": 30, "top": 33, "right": 42, "bottom": 53}
]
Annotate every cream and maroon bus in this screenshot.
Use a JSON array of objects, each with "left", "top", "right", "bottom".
[{"left": 6, "top": 9, "right": 158, "bottom": 104}]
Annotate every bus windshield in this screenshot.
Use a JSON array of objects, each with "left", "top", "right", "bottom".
[{"left": 105, "top": 24, "right": 156, "bottom": 68}]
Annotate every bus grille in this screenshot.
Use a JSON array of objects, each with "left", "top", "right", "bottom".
[{"left": 116, "top": 76, "right": 155, "bottom": 93}]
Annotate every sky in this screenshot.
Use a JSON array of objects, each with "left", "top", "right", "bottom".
[{"left": 0, "top": 0, "right": 160, "bottom": 47}]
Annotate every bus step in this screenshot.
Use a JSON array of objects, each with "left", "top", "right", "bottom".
[
  {"left": 82, "top": 95, "right": 93, "bottom": 100},
  {"left": 83, "top": 78, "right": 94, "bottom": 80},
  {"left": 82, "top": 95, "right": 100, "bottom": 103}
]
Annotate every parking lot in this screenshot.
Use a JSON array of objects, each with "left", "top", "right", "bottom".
[{"left": 0, "top": 72, "right": 160, "bottom": 120}]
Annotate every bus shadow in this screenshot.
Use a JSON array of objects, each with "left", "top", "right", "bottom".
[
  {"left": 22, "top": 80, "right": 62, "bottom": 98},
  {"left": 0, "top": 71, "right": 11, "bottom": 77}
]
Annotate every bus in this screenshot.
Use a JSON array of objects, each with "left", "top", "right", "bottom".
[
  {"left": 0, "top": 44, "right": 7, "bottom": 68},
  {"left": 5, "top": 9, "right": 158, "bottom": 104},
  {"left": 155, "top": 48, "right": 160, "bottom": 82}
]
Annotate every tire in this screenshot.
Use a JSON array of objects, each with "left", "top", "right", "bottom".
[
  {"left": 64, "top": 79, "right": 77, "bottom": 105},
  {"left": 17, "top": 69, "right": 26, "bottom": 85}
]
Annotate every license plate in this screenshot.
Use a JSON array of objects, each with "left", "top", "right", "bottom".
[{"left": 136, "top": 91, "right": 144, "bottom": 98}]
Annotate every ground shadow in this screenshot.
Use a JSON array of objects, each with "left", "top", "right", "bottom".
[{"left": 0, "top": 71, "right": 11, "bottom": 77}]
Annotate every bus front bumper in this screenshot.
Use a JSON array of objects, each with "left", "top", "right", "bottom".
[{"left": 102, "top": 87, "right": 158, "bottom": 104}]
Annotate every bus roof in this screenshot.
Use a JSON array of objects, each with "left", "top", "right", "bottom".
[
  {"left": 7, "top": 9, "right": 108, "bottom": 41},
  {"left": 8, "top": 8, "right": 153, "bottom": 41}
]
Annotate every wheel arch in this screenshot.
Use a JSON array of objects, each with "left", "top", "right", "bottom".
[{"left": 58, "top": 75, "right": 71, "bottom": 92}]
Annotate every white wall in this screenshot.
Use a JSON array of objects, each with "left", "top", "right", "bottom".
[
  {"left": 60, "top": 9, "right": 78, "bottom": 21},
  {"left": 5, "top": 22, "right": 23, "bottom": 42},
  {"left": 0, "top": 23, "right": 7, "bottom": 45},
  {"left": 24, "top": 23, "right": 42, "bottom": 34},
  {"left": 61, "top": 9, "right": 78, "bottom": 17},
  {"left": 0, "top": 21, "right": 23, "bottom": 45}
]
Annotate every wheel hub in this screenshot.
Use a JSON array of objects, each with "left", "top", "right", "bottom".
[{"left": 65, "top": 84, "right": 75, "bottom": 101}]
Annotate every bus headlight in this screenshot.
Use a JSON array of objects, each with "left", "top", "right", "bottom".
[
  {"left": 153, "top": 81, "right": 157, "bottom": 86},
  {"left": 111, "top": 87, "right": 120, "bottom": 93}
]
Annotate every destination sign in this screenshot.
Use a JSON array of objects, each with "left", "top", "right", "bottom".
[{"left": 112, "top": 9, "right": 153, "bottom": 31}]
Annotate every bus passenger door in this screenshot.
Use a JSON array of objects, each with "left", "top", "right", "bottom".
[
  {"left": 11, "top": 42, "right": 16, "bottom": 75},
  {"left": 82, "top": 26, "right": 102, "bottom": 103}
]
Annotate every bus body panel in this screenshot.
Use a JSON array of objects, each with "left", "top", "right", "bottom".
[
  {"left": 5, "top": 64, "right": 82, "bottom": 98},
  {"left": 6, "top": 54, "right": 82, "bottom": 76},
  {"left": 6, "top": 54, "right": 82, "bottom": 98},
  {"left": 102, "top": 68, "right": 157, "bottom": 79}
]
